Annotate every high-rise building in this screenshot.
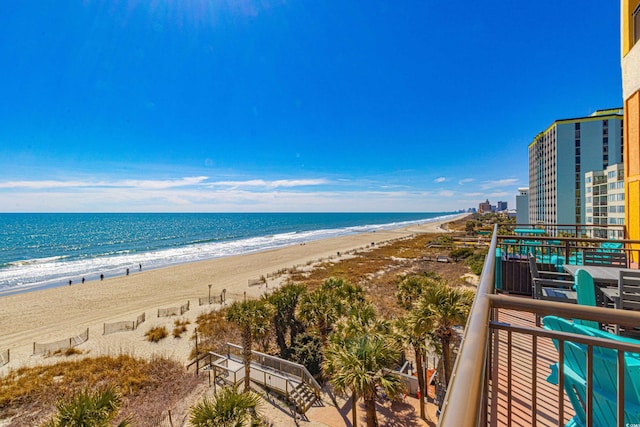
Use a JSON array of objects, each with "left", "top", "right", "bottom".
[
  {"left": 515, "top": 188, "right": 529, "bottom": 225},
  {"left": 496, "top": 201, "right": 508, "bottom": 212},
  {"left": 478, "top": 199, "right": 491, "bottom": 214},
  {"left": 622, "top": 1, "right": 640, "bottom": 246},
  {"left": 528, "top": 109, "right": 624, "bottom": 226},
  {"left": 585, "top": 163, "right": 625, "bottom": 239}
]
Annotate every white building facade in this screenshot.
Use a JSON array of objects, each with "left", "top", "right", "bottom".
[{"left": 585, "top": 163, "right": 625, "bottom": 239}]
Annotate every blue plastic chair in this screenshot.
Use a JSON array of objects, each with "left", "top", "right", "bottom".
[
  {"left": 573, "top": 269, "right": 599, "bottom": 330},
  {"left": 543, "top": 316, "right": 640, "bottom": 426}
]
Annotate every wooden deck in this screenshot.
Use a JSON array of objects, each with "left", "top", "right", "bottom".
[{"left": 489, "top": 308, "right": 574, "bottom": 427}]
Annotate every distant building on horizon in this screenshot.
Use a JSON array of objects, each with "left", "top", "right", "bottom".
[
  {"left": 585, "top": 163, "right": 625, "bottom": 239},
  {"left": 478, "top": 199, "right": 492, "bottom": 214},
  {"left": 516, "top": 188, "right": 529, "bottom": 225},
  {"left": 528, "top": 108, "right": 624, "bottom": 226},
  {"left": 496, "top": 201, "right": 508, "bottom": 212}
]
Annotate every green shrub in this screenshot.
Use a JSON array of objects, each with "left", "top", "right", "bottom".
[
  {"left": 466, "top": 253, "right": 486, "bottom": 275},
  {"left": 450, "top": 247, "right": 474, "bottom": 259}
]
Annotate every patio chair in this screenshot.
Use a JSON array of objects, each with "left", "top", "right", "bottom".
[
  {"left": 617, "top": 270, "right": 640, "bottom": 337},
  {"left": 543, "top": 316, "right": 640, "bottom": 426},
  {"left": 583, "top": 249, "right": 627, "bottom": 267},
  {"left": 528, "top": 254, "right": 577, "bottom": 303},
  {"left": 573, "top": 269, "right": 599, "bottom": 330}
]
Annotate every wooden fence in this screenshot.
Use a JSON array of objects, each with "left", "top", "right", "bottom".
[{"left": 33, "top": 328, "right": 89, "bottom": 355}]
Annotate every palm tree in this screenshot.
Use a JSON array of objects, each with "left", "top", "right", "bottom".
[
  {"left": 323, "top": 328, "right": 403, "bottom": 427},
  {"left": 412, "top": 282, "right": 474, "bottom": 389},
  {"left": 297, "top": 287, "right": 341, "bottom": 347},
  {"left": 394, "top": 315, "right": 431, "bottom": 420},
  {"left": 325, "top": 302, "right": 400, "bottom": 427},
  {"left": 189, "top": 386, "right": 263, "bottom": 427},
  {"left": 267, "top": 283, "right": 306, "bottom": 358},
  {"left": 298, "top": 278, "right": 365, "bottom": 347},
  {"left": 323, "top": 277, "right": 365, "bottom": 311},
  {"left": 42, "top": 386, "right": 130, "bottom": 427},
  {"left": 226, "top": 299, "right": 275, "bottom": 393},
  {"left": 395, "top": 273, "right": 442, "bottom": 310}
]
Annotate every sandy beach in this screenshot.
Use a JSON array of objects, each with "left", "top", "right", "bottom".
[{"left": 0, "top": 214, "right": 464, "bottom": 425}]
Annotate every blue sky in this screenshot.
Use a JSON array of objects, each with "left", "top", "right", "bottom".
[{"left": 0, "top": 1, "right": 623, "bottom": 212}]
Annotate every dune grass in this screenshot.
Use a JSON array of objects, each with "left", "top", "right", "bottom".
[
  {"left": 0, "top": 354, "right": 202, "bottom": 426},
  {"left": 145, "top": 326, "right": 168, "bottom": 343}
]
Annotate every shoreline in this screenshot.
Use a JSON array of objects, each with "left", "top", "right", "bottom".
[
  {"left": 0, "top": 213, "right": 468, "bottom": 375},
  {"left": 0, "top": 212, "right": 462, "bottom": 297}
]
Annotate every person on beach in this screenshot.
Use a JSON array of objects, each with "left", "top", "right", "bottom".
[
  {"left": 100, "top": 273, "right": 104, "bottom": 281},
  {"left": 139, "top": 263, "right": 142, "bottom": 271},
  {"left": 68, "top": 280, "right": 72, "bottom": 286},
  {"left": 126, "top": 268, "right": 129, "bottom": 276},
  {"left": 82, "top": 277, "right": 85, "bottom": 284}
]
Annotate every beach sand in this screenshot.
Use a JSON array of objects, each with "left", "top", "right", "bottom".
[{"left": 0, "top": 214, "right": 465, "bottom": 425}]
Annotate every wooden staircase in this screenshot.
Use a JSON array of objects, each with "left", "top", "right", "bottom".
[{"left": 288, "top": 381, "right": 319, "bottom": 414}]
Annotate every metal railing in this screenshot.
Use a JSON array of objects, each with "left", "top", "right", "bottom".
[
  {"left": 507, "top": 223, "right": 626, "bottom": 239},
  {"left": 439, "top": 225, "right": 640, "bottom": 427},
  {"left": 225, "top": 343, "right": 322, "bottom": 395}
]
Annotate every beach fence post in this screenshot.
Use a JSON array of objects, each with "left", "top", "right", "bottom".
[
  {"left": 208, "top": 284, "right": 212, "bottom": 304},
  {"left": 195, "top": 327, "right": 199, "bottom": 377}
]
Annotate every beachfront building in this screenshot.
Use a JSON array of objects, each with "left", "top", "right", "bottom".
[
  {"left": 585, "top": 163, "right": 625, "bottom": 239},
  {"left": 515, "top": 188, "right": 529, "bottom": 225},
  {"left": 622, "top": 0, "right": 640, "bottom": 246},
  {"left": 528, "top": 109, "right": 624, "bottom": 227},
  {"left": 478, "top": 199, "right": 492, "bottom": 214}
]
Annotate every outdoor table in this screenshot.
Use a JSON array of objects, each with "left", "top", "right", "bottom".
[{"left": 562, "top": 265, "right": 621, "bottom": 285}]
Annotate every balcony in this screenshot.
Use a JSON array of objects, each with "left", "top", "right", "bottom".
[{"left": 438, "top": 225, "right": 640, "bottom": 427}]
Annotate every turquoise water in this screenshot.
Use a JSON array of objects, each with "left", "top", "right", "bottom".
[{"left": 0, "top": 212, "right": 456, "bottom": 294}]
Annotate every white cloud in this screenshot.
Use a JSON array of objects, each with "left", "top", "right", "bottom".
[
  {"left": 434, "top": 177, "right": 446, "bottom": 183},
  {"left": 209, "top": 179, "right": 328, "bottom": 189},
  {"left": 438, "top": 190, "right": 455, "bottom": 197},
  {"left": 0, "top": 176, "right": 210, "bottom": 190},
  {"left": 480, "top": 178, "right": 518, "bottom": 190},
  {"left": 458, "top": 178, "right": 474, "bottom": 185}
]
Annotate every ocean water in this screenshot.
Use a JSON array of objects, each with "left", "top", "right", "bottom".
[{"left": 0, "top": 212, "right": 456, "bottom": 294}]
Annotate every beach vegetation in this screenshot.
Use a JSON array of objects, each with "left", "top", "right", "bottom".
[
  {"left": 41, "top": 385, "right": 131, "bottom": 427},
  {"left": 189, "top": 386, "right": 263, "bottom": 427},
  {"left": 395, "top": 272, "right": 442, "bottom": 310},
  {"left": 465, "top": 250, "right": 487, "bottom": 275},
  {"left": 410, "top": 282, "right": 474, "bottom": 394},
  {"left": 266, "top": 283, "right": 307, "bottom": 359},
  {"left": 323, "top": 304, "right": 402, "bottom": 427},
  {"left": 296, "top": 278, "right": 364, "bottom": 349},
  {"left": 145, "top": 326, "right": 168, "bottom": 343},
  {"left": 189, "top": 308, "right": 240, "bottom": 359},
  {"left": 226, "top": 299, "right": 275, "bottom": 393},
  {"left": 173, "top": 319, "right": 190, "bottom": 338},
  {"left": 288, "top": 332, "right": 323, "bottom": 378},
  {"left": 0, "top": 355, "right": 201, "bottom": 425},
  {"left": 48, "top": 347, "right": 84, "bottom": 358},
  {"left": 394, "top": 314, "right": 431, "bottom": 420},
  {"left": 450, "top": 246, "right": 475, "bottom": 260}
]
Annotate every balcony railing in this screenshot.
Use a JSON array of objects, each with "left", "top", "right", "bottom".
[{"left": 438, "top": 225, "right": 640, "bottom": 427}]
